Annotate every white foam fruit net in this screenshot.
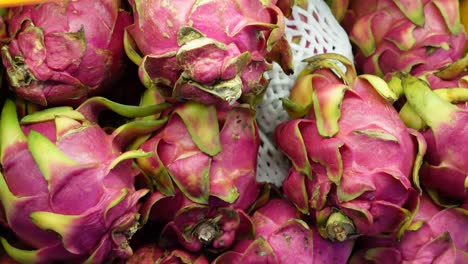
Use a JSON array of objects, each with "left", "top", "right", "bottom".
[{"left": 256, "top": 0, "right": 354, "bottom": 186}]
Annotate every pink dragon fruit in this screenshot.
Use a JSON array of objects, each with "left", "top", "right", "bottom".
[
  {"left": 125, "top": 243, "right": 208, "bottom": 264},
  {"left": 399, "top": 75, "right": 468, "bottom": 208},
  {"left": 213, "top": 198, "right": 354, "bottom": 263},
  {"left": 342, "top": 0, "right": 467, "bottom": 77},
  {"left": 134, "top": 102, "right": 261, "bottom": 252},
  {"left": 0, "top": 97, "right": 169, "bottom": 263},
  {"left": 124, "top": 0, "right": 293, "bottom": 107},
  {"left": 139, "top": 190, "right": 255, "bottom": 253},
  {"left": 349, "top": 194, "right": 468, "bottom": 264},
  {"left": 136, "top": 101, "right": 260, "bottom": 209},
  {"left": 1, "top": 0, "right": 132, "bottom": 106},
  {"left": 275, "top": 54, "right": 424, "bottom": 241}
]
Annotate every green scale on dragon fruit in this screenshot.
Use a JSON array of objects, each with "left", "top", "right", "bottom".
[
  {"left": 275, "top": 53, "right": 425, "bottom": 242},
  {"left": 0, "top": 96, "right": 170, "bottom": 264},
  {"left": 342, "top": 0, "right": 466, "bottom": 77},
  {"left": 124, "top": 0, "right": 294, "bottom": 108},
  {"left": 398, "top": 75, "right": 468, "bottom": 208},
  {"left": 417, "top": 53, "right": 468, "bottom": 90},
  {"left": 1, "top": 0, "right": 131, "bottom": 107},
  {"left": 324, "top": 0, "right": 351, "bottom": 22},
  {"left": 133, "top": 101, "right": 261, "bottom": 253}
]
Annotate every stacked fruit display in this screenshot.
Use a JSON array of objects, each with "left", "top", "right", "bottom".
[{"left": 0, "top": 0, "right": 466, "bottom": 263}]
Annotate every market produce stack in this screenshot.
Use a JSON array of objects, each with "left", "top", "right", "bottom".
[
  {"left": 0, "top": 0, "right": 466, "bottom": 264},
  {"left": 323, "top": 0, "right": 467, "bottom": 263}
]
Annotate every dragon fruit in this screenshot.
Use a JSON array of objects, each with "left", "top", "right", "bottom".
[
  {"left": 275, "top": 54, "right": 424, "bottom": 241},
  {"left": 125, "top": 244, "right": 208, "bottom": 264},
  {"left": 349, "top": 194, "right": 468, "bottom": 264},
  {"left": 139, "top": 190, "right": 255, "bottom": 253},
  {"left": 342, "top": 0, "right": 467, "bottom": 77},
  {"left": 124, "top": 0, "right": 293, "bottom": 107},
  {"left": 213, "top": 198, "right": 354, "bottom": 263},
  {"left": 399, "top": 75, "right": 468, "bottom": 208},
  {"left": 0, "top": 97, "right": 169, "bottom": 263},
  {"left": 136, "top": 101, "right": 260, "bottom": 209},
  {"left": 134, "top": 102, "right": 260, "bottom": 252},
  {"left": 1, "top": 0, "right": 131, "bottom": 106}
]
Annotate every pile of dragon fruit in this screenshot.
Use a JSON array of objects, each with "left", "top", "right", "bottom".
[{"left": 0, "top": 0, "right": 466, "bottom": 263}]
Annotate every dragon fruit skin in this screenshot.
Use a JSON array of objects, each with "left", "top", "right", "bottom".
[
  {"left": 399, "top": 76, "right": 468, "bottom": 207},
  {"left": 349, "top": 194, "right": 468, "bottom": 264},
  {"left": 275, "top": 54, "right": 424, "bottom": 241},
  {"left": 1, "top": 0, "right": 131, "bottom": 106},
  {"left": 134, "top": 102, "right": 260, "bottom": 252},
  {"left": 125, "top": 0, "right": 293, "bottom": 107},
  {"left": 0, "top": 98, "right": 168, "bottom": 263},
  {"left": 213, "top": 198, "right": 354, "bottom": 263},
  {"left": 415, "top": 53, "right": 468, "bottom": 90},
  {"left": 423, "top": 72, "right": 468, "bottom": 90},
  {"left": 343, "top": 0, "right": 466, "bottom": 77},
  {"left": 384, "top": 50, "right": 468, "bottom": 100},
  {"left": 125, "top": 244, "right": 209, "bottom": 264}
]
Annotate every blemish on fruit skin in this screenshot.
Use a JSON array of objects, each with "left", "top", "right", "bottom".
[
  {"left": 282, "top": 232, "right": 291, "bottom": 244},
  {"left": 441, "top": 232, "right": 452, "bottom": 242},
  {"left": 303, "top": 236, "right": 310, "bottom": 249},
  {"left": 33, "top": 39, "right": 43, "bottom": 55}
]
